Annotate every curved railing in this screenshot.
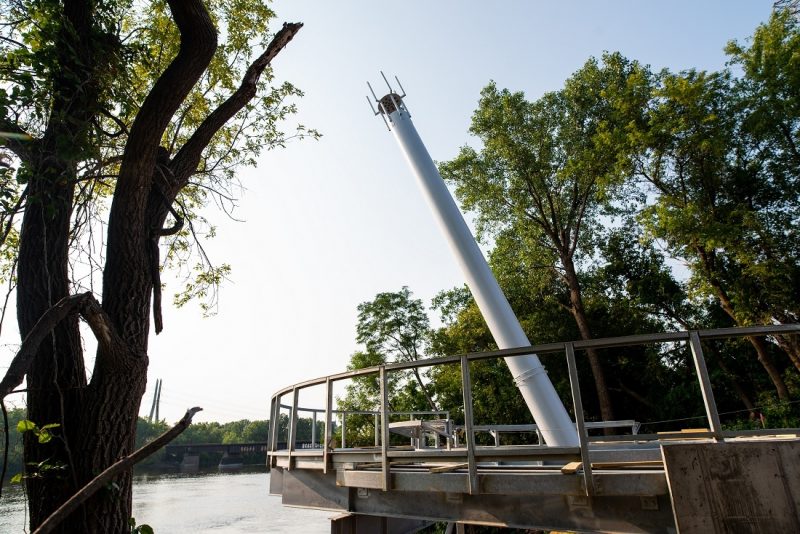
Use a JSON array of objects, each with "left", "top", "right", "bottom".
[{"left": 268, "top": 324, "right": 800, "bottom": 495}]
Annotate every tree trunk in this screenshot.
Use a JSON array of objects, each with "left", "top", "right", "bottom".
[
  {"left": 412, "top": 367, "right": 439, "bottom": 412},
  {"left": 16, "top": 0, "right": 99, "bottom": 523},
  {"left": 17, "top": 164, "right": 86, "bottom": 531},
  {"left": 705, "top": 345, "right": 757, "bottom": 415},
  {"left": 9, "top": 2, "right": 299, "bottom": 531},
  {"left": 18, "top": 162, "right": 151, "bottom": 533},
  {"left": 774, "top": 333, "right": 800, "bottom": 373},
  {"left": 13, "top": 0, "right": 215, "bottom": 530},
  {"left": 748, "top": 336, "right": 790, "bottom": 402},
  {"left": 561, "top": 256, "right": 615, "bottom": 423},
  {"left": 695, "top": 246, "right": 790, "bottom": 401}
]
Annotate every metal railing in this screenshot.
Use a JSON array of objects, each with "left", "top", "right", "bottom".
[
  {"left": 464, "top": 420, "right": 640, "bottom": 447},
  {"left": 273, "top": 405, "right": 450, "bottom": 449},
  {"left": 268, "top": 324, "right": 800, "bottom": 494}
]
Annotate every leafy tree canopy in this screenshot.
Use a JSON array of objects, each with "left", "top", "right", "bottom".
[{"left": 0, "top": 0, "right": 315, "bottom": 530}]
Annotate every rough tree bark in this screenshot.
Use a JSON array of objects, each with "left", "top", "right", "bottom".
[
  {"left": 561, "top": 255, "right": 615, "bottom": 425},
  {"left": 8, "top": 1, "right": 303, "bottom": 531}
]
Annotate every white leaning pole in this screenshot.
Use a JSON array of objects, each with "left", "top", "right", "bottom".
[{"left": 368, "top": 78, "right": 578, "bottom": 447}]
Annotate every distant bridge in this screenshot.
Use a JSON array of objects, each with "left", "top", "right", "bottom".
[
  {"left": 164, "top": 441, "right": 321, "bottom": 471},
  {"left": 165, "top": 441, "right": 319, "bottom": 456}
]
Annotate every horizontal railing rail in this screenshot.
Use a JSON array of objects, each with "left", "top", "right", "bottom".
[{"left": 268, "top": 324, "right": 800, "bottom": 399}]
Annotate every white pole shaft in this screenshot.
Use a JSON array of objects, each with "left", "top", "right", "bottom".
[{"left": 386, "top": 104, "right": 578, "bottom": 447}]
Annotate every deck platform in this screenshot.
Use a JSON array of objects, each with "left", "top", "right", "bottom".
[{"left": 268, "top": 325, "right": 800, "bottom": 533}]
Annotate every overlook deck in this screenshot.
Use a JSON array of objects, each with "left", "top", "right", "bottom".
[{"left": 268, "top": 325, "right": 800, "bottom": 533}]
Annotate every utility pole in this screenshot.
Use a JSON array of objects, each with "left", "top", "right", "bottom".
[{"left": 368, "top": 76, "right": 578, "bottom": 447}]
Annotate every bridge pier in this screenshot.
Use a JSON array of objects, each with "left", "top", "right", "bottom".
[
  {"left": 219, "top": 451, "right": 245, "bottom": 471},
  {"left": 164, "top": 441, "right": 273, "bottom": 471},
  {"left": 180, "top": 454, "right": 200, "bottom": 473}
]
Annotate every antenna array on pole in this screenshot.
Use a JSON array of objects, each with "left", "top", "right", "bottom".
[
  {"left": 366, "top": 72, "right": 407, "bottom": 130},
  {"left": 367, "top": 74, "right": 579, "bottom": 446}
]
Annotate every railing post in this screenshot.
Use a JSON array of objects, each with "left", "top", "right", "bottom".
[
  {"left": 445, "top": 411, "right": 451, "bottom": 449},
  {"left": 312, "top": 410, "right": 318, "bottom": 448},
  {"left": 341, "top": 412, "right": 347, "bottom": 449},
  {"left": 324, "top": 379, "right": 333, "bottom": 473},
  {"left": 460, "top": 354, "right": 478, "bottom": 495},
  {"left": 374, "top": 413, "right": 379, "bottom": 447},
  {"left": 380, "top": 365, "right": 391, "bottom": 491},
  {"left": 288, "top": 387, "right": 299, "bottom": 470},
  {"left": 410, "top": 413, "right": 416, "bottom": 448},
  {"left": 565, "top": 343, "right": 594, "bottom": 496},
  {"left": 689, "top": 331, "right": 723, "bottom": 440},
  {"left": 268, "top": 396, "right": 278, "bottom": 468}
]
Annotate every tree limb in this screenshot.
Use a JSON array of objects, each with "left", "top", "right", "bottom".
[
  {"left": 104, "top": 0, "right": 218, "bottom": 348},
  {"left": 170, "top": 22, "right": 303, "bottom": 188},
  {"left": 0, "top": 292, "right": 121, "bottom": 398},
  {"left": 109, "top": 0, "right": 217, "bottom": 233},
  {"left": 138, "top": 22, "right": 302, "bottom": 335},
  {"left": 32, "top": 407, "right": 203, "bottom": 534},
  {"left": 0, "top": 118, "right": 36, "bottom": 161}
]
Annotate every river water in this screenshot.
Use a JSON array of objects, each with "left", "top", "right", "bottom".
[{"left": 0, "top": 471, "right": 334, "bottom": 533}]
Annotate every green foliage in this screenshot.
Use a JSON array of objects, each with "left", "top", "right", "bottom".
[
  {"left": 337, "top": 288, "right": 441, "bottom": 445},
  {"left": 399, "top": 18, "right": 800, "bottom": 429},
  {"left": 0, "top": 0, "right": 318, "bottom": 306},
  {"left": 439, "top": 52, "right": 650, "bottom": 254},
  {"left": 17, "top": 420, "right": 60, "bottom": 444},
  {"left": 240, "top": 420, "right": 269, "bottom": 442},
  {"left": 11, "top": 457, "right": 68, "bottom": 484},
  {"left": 6, "top": 416, "right": 67, "bottom": 483},
  {"left": 172, "top": 263, "right": 232, "bottom": 315},
  {"left": 438, "top": 53, "right": 657, "bottom": 420},
  {"left": 635, "top": 11, "right": 799, "bottom": 331},
  {"left": 592, "top": 224, "right": 692, "bottom": 326},
  {"left": 1, "top": 407, "right": 28, "bottom": 485},
  {"left": 130, "top": 516, "right": 155, "bottom": 534},
  {"left": 356, "top": 287, "right": 431, "bottom": 363}
]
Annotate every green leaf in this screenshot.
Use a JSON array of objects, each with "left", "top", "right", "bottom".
[
  {"left": 10, "top": 473, "right": 23, "bottom": 483},
  {"left": 16, "top": 420, "right": 37, "bottom": 433},
  {"left": 40, "top": 423, "right": 61, "bottom": 430},
  {"left": 139, "top": 525, "right": 154, "bottom": 534}
]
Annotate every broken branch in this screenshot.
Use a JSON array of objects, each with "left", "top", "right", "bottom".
[
  {"left": 33, "top": 407, "right": 203, "bottom": 534},
  {"left": 0, "top": 292, "right": 121, "bottom": 398}
]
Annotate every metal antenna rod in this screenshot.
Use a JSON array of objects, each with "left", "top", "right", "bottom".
[
  {"left": 394, "top": 76, "right": 406, "bottom": 97},
  {"left": 367, "top": 81, "right": 380, "bottom": 103},
  {"left": 380, "top": 71, "right": 394, "bottom": 93},
  {"left": 366, "top": 82, "right": 390, "bottom": 130}
]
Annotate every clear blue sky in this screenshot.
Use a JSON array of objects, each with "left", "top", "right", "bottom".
[{"left": 0, "top": 1, "right": 776, "bottom": 423}]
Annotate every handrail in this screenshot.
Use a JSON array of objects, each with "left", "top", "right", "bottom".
[
  {"left": 268, "top": 324, "right": 800, "bottom": 494},
  {"left": 269, "top": 324, "right": 800, "bottom": 398}
]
